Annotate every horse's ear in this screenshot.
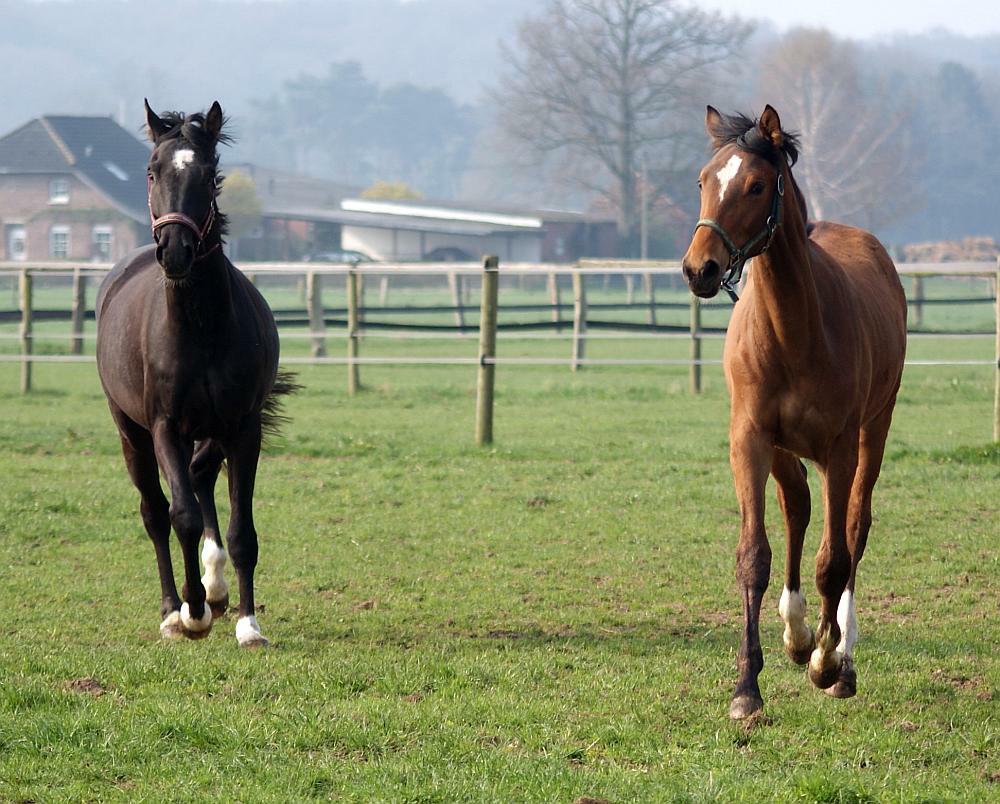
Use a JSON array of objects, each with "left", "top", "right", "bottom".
[
  {"left": 205, "top": 101, "right": 225, "bottom": 143},
  {"left": 705, "top": 105, "right": 725, "bottom": 145},
  {"left": 759, "top": 105, "right": 784, "bottom": 149},
  {"left": 144, "top": 99, "right": 170, "bottom": 143}
]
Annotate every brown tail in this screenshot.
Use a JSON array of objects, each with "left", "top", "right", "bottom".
[{"left": 261, "top": 369, "right": 302, "bottom": 441}]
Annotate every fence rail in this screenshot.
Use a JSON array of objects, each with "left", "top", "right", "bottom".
[{"left": 1, "top": 257, "right": 998, "bottom": 441}]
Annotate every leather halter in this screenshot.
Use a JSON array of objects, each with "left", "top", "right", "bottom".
[
  {"left": 147, "top": 171, "right": 220, "bottom": 262},
  {"left": 694, "top": 169, "right": 784, "bottom": 303}
]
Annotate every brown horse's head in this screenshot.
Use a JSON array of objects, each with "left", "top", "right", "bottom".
[
  {"left": 144, "top": 100, "right": 229, "bottom": 281},
  {"left": 682, "top": 105, "right": 800, "bottom": 299}
]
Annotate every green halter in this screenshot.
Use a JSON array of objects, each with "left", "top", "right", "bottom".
[{"left": 694, "top": 171, "right": 785, "bottom": 303}]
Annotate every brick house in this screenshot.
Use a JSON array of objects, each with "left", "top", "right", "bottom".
[{"left": 0, "top": 116, "right": 151, "bottom": 262}]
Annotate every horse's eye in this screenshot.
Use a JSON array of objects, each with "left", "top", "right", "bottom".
[{"left": 750, "top": 181, "right": 765, "bottom": 195}]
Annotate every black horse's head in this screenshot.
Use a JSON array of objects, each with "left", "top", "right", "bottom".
[{"left": 144, "top": 99, "right": 229, "bottom": 280}]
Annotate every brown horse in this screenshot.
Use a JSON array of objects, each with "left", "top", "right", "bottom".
[
  {"left": 681, "top": 106, "right": 906, "bottom": 719},
  {"left": 96, "top": 101, "right": 296, "bottom": 647}
]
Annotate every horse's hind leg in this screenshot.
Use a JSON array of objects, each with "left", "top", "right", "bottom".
[
  {"left": 809, "top": 431, "right": 859, "bottom": 690},
  {"left": 111, "top": 407, "right": 182, "bottom": 638},
  {"left": 826, "top": 408, "right": 894, "bottom": 699},
  {"left": 772, "top": 449, "right": 814, "bottom": 665},
  {"left": 190, "top": 440, "right": 229, "bottom": 619},
  {"left": 225, "top": 416, "right": 268, "bottom": 648}
]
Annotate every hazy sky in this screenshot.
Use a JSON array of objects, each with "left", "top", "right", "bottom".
[{"left": 698, "top": 0, "right": 1000, "bottom": 39}]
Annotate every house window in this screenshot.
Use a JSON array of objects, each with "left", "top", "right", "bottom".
[
  {"left": 92, "top": 226, "right": 113, "bottom": 260},
  {"left": 50, "top": 225, "right": 70, "bottom": 258},
  {"left": 49, "top": 177, "right": 70, "bottom": 204}
]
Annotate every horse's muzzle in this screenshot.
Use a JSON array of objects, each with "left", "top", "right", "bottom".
[
  {"left": 682, "top": 258, "right": 722, "bottom": 299},
  {"left": 155, "top": 227, "right": 196, "bottom": 280}
]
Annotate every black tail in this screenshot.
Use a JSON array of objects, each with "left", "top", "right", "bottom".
[{"left": 261, "top": 369, "right": 302, "bottom": 441}]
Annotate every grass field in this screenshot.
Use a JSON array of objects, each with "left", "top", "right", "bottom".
[{"left": 0, "top": 275, "right": 997, "bottom": 802}]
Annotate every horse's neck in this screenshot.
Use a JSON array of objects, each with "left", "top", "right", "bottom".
[
  {"left": 746, "top": 179, "right": 828, "bottom": 365},
  {"left": 164, "top": 253, "right": 232, "bottom": 333}
]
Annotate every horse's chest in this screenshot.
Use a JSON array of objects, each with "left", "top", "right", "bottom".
[
  {"left": 773, "top": 390, "right": 844, "bottom": 459},
  {"left": 149, "top": 359, "right": 249, "bottom": 440}
]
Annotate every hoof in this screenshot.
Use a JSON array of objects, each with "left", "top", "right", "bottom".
[
  {"left": 729, "top": 694, "right": 764, "bottom": 720},
  {"left": 180, "top": 602, "right": 213, "bottom": 640},
  {"left": 236, "top": 615, "right": 268, "bottom": 649},
  {"left": 785, "top": 633, "right": 814, "bottom": 666},
  {"left": 159, "top": 610, "right": 184, "bottom": 640},
  {"left": 239, "top": 633, "right": 269, "bottom": 649},
  {"left": 824, "top": 659, "right": 857, "bottom": 698},
  {"left": 808, "top": 649, "right": 843, "bottom": 690},
  {"left": 207, "top": 595, "right": 230, "bottom": 620}
]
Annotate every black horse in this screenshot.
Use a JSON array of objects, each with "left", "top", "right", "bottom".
[{"left": 96, "top": 100, "right": 295, "bottom": 646}]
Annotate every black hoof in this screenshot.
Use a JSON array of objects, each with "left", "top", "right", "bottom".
[
  {"left": 208, "top": 596, "right": 230, "bottom": 619},
  {"left": 786, "top": 643, "right": 813, "bottom": 666},
  {"left": 824, "top": 660, "right": 857, "bottom": 698},
  {"left": 729, "top": 694, "right": 764, "bottom": 720}
]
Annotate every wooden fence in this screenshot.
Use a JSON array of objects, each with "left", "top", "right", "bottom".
[{"left": 1, "top": 257, "right": 998, "bottom": 443}]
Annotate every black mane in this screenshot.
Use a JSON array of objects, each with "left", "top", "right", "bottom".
[
  {"left": 709, "top": 111, "right": 801, "bottom": 168},
  {"left": 155, "top": 110, "right": 232, "bottom": 155}
]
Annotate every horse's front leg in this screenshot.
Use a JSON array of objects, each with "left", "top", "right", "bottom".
[
  {"left": 152, "top": 419, "right": 212, "bottom": 639},
  {"left": 728, "top": 427, "right": 774, "bottom": 719},
  {"left": 809, "top": 431, "right": 859, "bottom": 690},
  {"left": 225, "top": 415, "right": 268, "bottom": 648},
  {"left": 190, "top": 440, "right": 229, "bottom": 619}
]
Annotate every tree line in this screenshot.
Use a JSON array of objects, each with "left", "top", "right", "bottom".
[{"left": 227, "top": 1, "right": 1000, "bottom": 258}]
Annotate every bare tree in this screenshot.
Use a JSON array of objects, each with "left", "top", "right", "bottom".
[
  {"left": 494, "top": 0, "right": 749, "bottom": 255},
  {"left": 755, "top": 29, "right": 919, "bottom": 230}
]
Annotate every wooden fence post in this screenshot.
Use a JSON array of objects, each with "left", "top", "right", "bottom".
[
  {"left": 379, "top": 275, "right": 390, "bottom": 306},
  {"left": 347, "top": 268, "right": 360, "bottom": 395},
  {"left": 448, "top": 271, "right": 466, "bottom": 332},
  {"left": 572, "top": 271, "right": 587, "bottom": 371},
  {"left": 357, "top": 271, "right": 366, "bottom": 329},
  {"left": 548, "top": 272, "right": 561, "bottom": 330},
  {"left": 475, "top": 255, "right": 500, "bottom": 446},
  {"left": 19, "top": 269, "right": 32, "bottom": 394},
  {"left": 306, "top": 270, "right": 326, "bottom": 358},
  {"left": 994, "top": 257, "right": 999, "bottom": 442},
  {"left": 645, "top": 272, "right": 657, "bottom": 326},
  {"left": 70, "top": 266, "right": 86, "bottom": 355},
  {"left": 912, "top": 275, "right": 924, "bottom": 328},
  {"left": 690, "top": 295, "right": 702, "bottom": 395}
]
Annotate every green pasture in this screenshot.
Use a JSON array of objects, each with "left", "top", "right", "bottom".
[{"left": 0, "top": 274, "right": 997, "bottom": 802}]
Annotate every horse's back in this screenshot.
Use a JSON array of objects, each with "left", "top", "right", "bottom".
[{"left": 808, "top": 221, "right": 907, "bottom": 400}]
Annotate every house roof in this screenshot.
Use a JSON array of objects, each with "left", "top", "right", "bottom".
[{"left": 0, "top": 115, "right": 151, "bottom": 222}]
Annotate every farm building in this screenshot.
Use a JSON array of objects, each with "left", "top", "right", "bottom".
[
  {"left": 232, "top": 168, "right": 619, "bottom": 263},
  {"left": 0, "top": 114, "right": 618, "bottom": 265},
  {"left": 0, "top": 115, "right": 151, "bottom": 262}
]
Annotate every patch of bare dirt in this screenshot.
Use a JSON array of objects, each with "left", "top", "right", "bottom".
[{"left": 63, "top": 677, "right": 106, "bottom": 696}]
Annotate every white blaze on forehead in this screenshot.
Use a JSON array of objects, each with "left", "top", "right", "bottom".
[
  {"left": 172, "top": 149, "right": 196, "bottom": 171},
  {"left": 716, "top": 154, "right": 743, "bottom": 203}
]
